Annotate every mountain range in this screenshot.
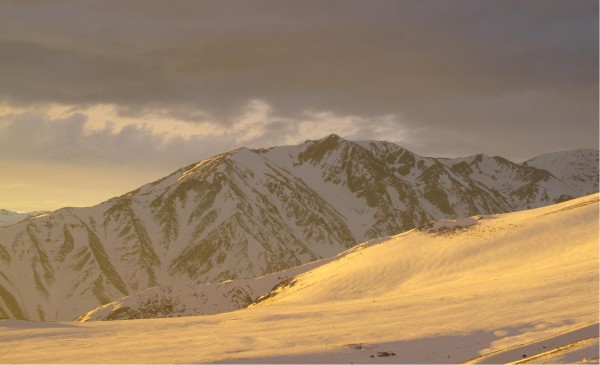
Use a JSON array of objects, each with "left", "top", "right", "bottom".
[
  {"left": 0, "top": 134, "right": 597, "bottom": 321},
  {"left": 1, "top": 193, "right": 597, "bottom": 363}
]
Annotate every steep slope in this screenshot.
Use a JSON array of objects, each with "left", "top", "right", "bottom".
[
  {"left": 0, "top": 135, "right": 597, "bottom": 321},
  {"left": 0, "top": 194, "right": 596, "bottom": 364}
]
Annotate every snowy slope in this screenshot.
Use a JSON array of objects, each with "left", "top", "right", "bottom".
[
  {"left": 0, "top": 135, "right": 597, "bottom": 321},
  {"left": 76, "top": 257, "right": 333, "bottom": 321},
  {"left": 0, "top": 209, "right": 48, "bottom": 227},
  {"left": 524, "top": 149, "right": 599, "bottom": 196},
  {"left": 0, "top": 194, "right": 596, "bottom": 364},
  {"left": 439, "top": 154, "right": 579, "bottom": 208}
]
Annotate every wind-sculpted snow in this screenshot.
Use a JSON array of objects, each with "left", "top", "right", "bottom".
[
  {"left": 0, "top": 194, "right": 596, "bottom": 363},
  {"left": 77, "top": 257, "right": 332, "bottom": 321},
  {"left": 0, "top": 134, "right": 597, "bottom": 321}
]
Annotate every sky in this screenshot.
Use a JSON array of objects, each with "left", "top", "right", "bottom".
[{"left": 0, "top": 0, "right": 598, "bottom": 212}]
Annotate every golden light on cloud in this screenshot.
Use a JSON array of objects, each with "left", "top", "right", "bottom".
[
  {"left": 44, "top": 103, "right": 215, "bottom": 139},
  {"left": 0, "top": 0, "right": 596, "bottom": 213},
  {"left": 0, "top": 99, "right": 414, "bottom": 211}
]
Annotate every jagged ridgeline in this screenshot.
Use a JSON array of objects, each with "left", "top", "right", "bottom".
[{"left": 0, "top": 134, "right": 598, "bottom": 321}]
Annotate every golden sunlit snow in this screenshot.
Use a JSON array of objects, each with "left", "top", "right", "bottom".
[{"left": 0, "top": 194, "right": 597, "bottom": 363}]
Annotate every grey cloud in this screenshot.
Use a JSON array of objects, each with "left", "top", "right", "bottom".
[
  {"left": 0, "top": 112, "right": 224, "bottom": 169},
  {"left": 0, "top": 108, "right": 407, "bottom": 170},
  {"left": 0, "top": 41, "right": 185, "bottom": 107},
  {"left": 0, "top": 0, "right": 597, "bottom": 159}
]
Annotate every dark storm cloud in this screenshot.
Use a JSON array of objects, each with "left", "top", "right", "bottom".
[
  {"left": 0, "top": 0, "right": 597, "bottom": 157},
  {"left": 0, "top": 41, "right": 178, "bottom": 105}
]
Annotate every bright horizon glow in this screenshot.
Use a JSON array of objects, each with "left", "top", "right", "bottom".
[{"left": 0, "top": 161, "right": 170, "bottom": 212}]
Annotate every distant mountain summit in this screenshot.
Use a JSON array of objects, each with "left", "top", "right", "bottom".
[
  {"left": 0, "top": 134, "right": 597, "bottom": 321},
  {"left": 523, "top": 149, "right": 599, "bottom": 196},
  {"left": 0, "top": 209, "right": 49, "bottom": 227}
]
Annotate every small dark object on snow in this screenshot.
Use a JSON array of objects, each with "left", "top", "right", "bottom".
[
  {"left": 369, "top": 355, "right": 375, "bottom": 358},
  {"left": 377, "top": 352, "right": 396, "bottom": 357},
  {"left": 523, "top": 354, "right": 527, "bottom": 358}
]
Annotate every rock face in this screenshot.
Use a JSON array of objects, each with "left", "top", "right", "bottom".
[{"left": 0, "top": 134, "right": 597, "bottom": 321}]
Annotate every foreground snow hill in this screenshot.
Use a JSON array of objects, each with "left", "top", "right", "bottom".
[
  {"left": 76, "top": 256, "right": 335, "bottom": 321},
  {"left": 0, "top": 134, "right": 597, "bottom": 322},
  {"left": 0, "top": 194, "right": 597, "bottom": 364}
]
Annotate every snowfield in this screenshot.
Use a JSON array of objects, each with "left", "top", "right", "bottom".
[{"left": 0, "top": 194, "right": 597, "bottom": 363}]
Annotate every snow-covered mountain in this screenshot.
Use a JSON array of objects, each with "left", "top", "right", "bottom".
[
  {"left": 0, "top": 209, "right": 49, "bottom": 227},
  {"left": 523, "top": 148, "right": 599, "bottom": 196},
  {"left": 0, "top": 194, "right": 597, "bottom": 363},
  {"left": 437, "top": 149, "right": 598, "bottom": 209},
  {"left": 0, "top": 135, "right": 597, "bottom": 321}
]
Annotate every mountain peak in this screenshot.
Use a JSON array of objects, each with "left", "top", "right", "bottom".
[
  {"left": 317, "top": 133, "right": 345, "bottom": 142},
  {"left": 298, "top": 134, "right": 352, "bottom": 164},
  {"left": 0, "top": 136, "right": 597, "bottom": 322}
]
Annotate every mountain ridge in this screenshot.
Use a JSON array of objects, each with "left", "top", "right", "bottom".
[{"left": 0, "top": 134, "right": 597, "bottom": 321}]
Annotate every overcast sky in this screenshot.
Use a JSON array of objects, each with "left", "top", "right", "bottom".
[{"left": 0, "top": 0, "right": 598, "bottom": 211}]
